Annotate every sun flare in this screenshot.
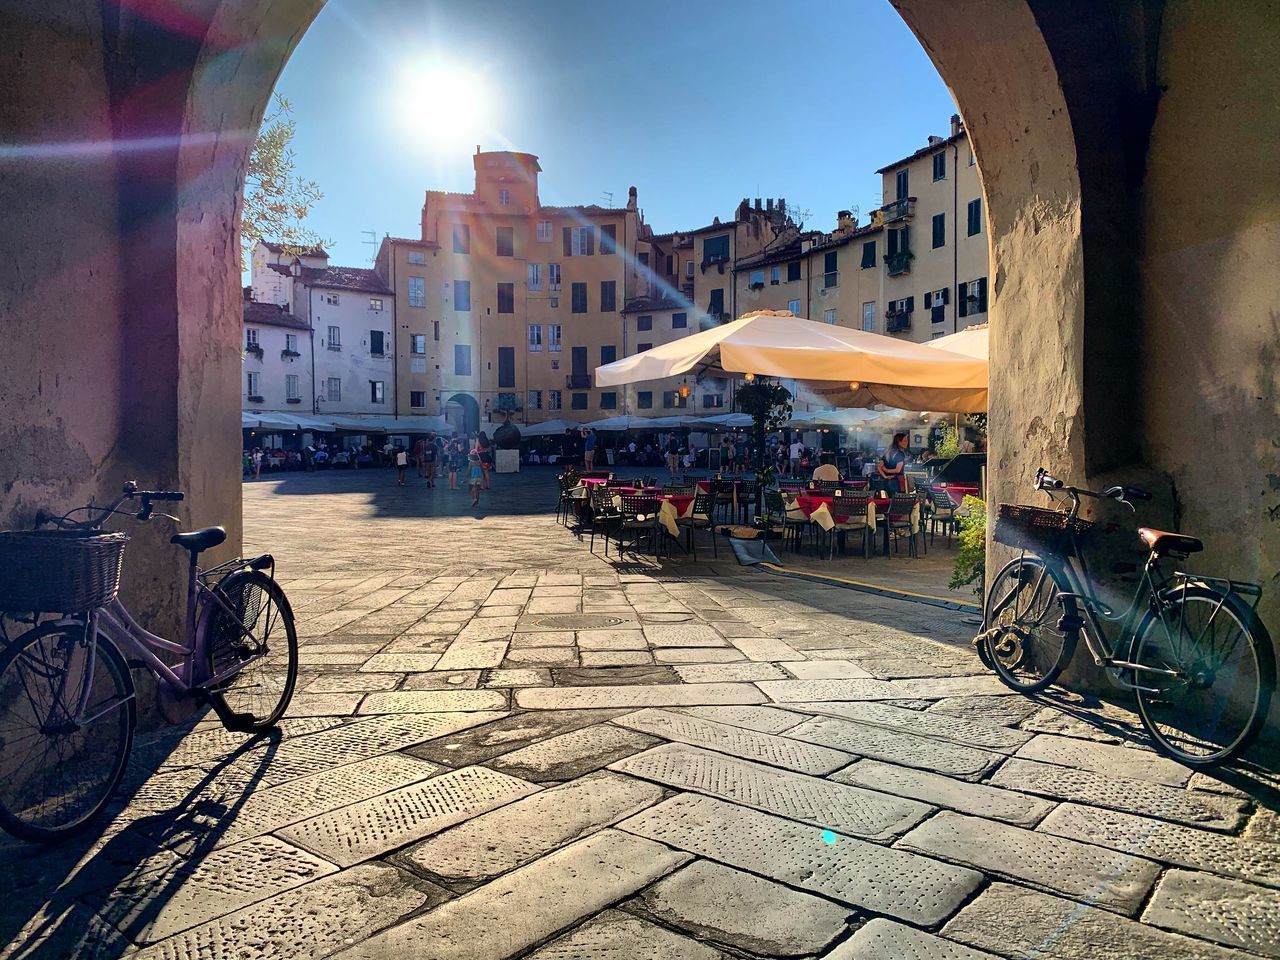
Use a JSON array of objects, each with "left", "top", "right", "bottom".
[{"left": 397, "top": 60, "right": 493, "bottom": 151}]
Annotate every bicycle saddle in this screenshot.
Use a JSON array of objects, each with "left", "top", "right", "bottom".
[
  {"left": 170, "top": 526, "right": 227, "bottom": 553},
  {"left": 1138, "top": 527, "right": 1203, "bottom": 555}
]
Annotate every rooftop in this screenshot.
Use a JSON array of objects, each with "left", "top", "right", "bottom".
[
  {"left": 875, "top": 129, "right": 968, "bottom": 174},
  {"left": 268, "top": 263, "right": 394, "bottom": 295},
  {"left": 243, "top": 297, "right": 310, "bottom": 331}
]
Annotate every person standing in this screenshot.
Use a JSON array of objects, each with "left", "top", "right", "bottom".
[
  {"left": 421, "top": 432, "right": 438, "bottom": 486},
  {"left": 413, "top": 436, "right": 429, "bottom": 480},
  {"left": 251, "top": 447, "right": 263, "bottom": 480},
  {"left": 878, "top": 432, "right": 909, "bottom": 494},
  {"left": 467, "top": 452, "right": 484, "bottom": 507},
  {"left": 582, "top": 428, "right": 596, "bottom": 471},
  {"left": 447, "top": 433, "right": 463, "bottom": 490},
  {"left": 475, "top": 431, "right": 493, "bottom": 490},
  {"left": 788, "top": 437, "right": 803, "bottom": 477},
  {"left": 665, "top": 434, "right": 681, "bottom": 482},
  {"left": 395, "top": 445, "right": 408, "bottom": 485}
]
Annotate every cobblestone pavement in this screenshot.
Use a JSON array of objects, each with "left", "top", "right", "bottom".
[{"left": 4, "top": 468, "right": 1278, "bottom": 959}]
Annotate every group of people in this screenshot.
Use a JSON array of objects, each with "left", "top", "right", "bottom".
[{"left": 405, "top": 431, "right": 492, "bottom": 506}]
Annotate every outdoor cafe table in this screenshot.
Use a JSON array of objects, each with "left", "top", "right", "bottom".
[
  {"left": 785, "top": 493, "right": 919, "bottom": 556},
  {"left": 608, "top": 490, "right": 694, "bottom": 537}
]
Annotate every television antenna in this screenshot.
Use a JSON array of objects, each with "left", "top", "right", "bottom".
[
  {"left": 600, "top": 191, "right": 614, "bottom": 207},
  {"left": 361, "top": 230, "right": 377, "bottom": 264}
]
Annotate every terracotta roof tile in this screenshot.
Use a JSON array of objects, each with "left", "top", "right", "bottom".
[{"left": 243, "top": 298, "right": 310, "bottom": 330}]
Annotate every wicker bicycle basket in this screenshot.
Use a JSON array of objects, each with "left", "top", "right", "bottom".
[
  {"left": 0, "top": 530, "right": 128, "bottom": 613},
  {"left": 994, "top": 504, "right": 1093, "bottom": 557}
]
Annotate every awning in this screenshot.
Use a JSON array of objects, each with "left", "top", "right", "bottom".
[
  {"left": 519, "top": 419, "right": 582, "bottom": 437},
  {"left": 325, "top": 415, "right": 453, "bottom": 434}
]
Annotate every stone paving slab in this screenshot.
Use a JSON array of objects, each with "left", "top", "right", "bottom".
[
  {"left": 989, "top": 758, "right": 1248, "bottom": 831},
  {"left": 434, "top": 640, "right": 509, "bottom": 670},
  {"left": 827, "top": 918, "right": 1000, "bottom": 960},
  {"left": 780, "top": 660, "right": 876, "bottom": 679},
  {"left": 304, "top": 673, "right": 402, "bottom": 694},
  {"left": 525, "top": 909, "right": 726, "bottom": 960},
  {"left": 926, "top": 695, "right": 1042, "bottom": 727},
  {"left": 631, "top": 858, "right": 852, "bottom": 957},
  {"left": 782, "top": 699, "right": 1032, "bottom": 753},
  {"left": 128, "top": 862, "right": 445, "bottom": 960},
  {"left": 488, "top": 724, "right": 659, "bottom": 782},
  {"left": 359, "top": 653, "right": 442, "bottom": 672},
  {"left": 888, "top": 675, "right": 1017, "bottom": 698},
  {"left": 643, "top": 624, "right": 729, "bottom": 647},
  {"left": 786, "top": 715, "right": 1003, "bottom": 780},
  {"left": 835, "top": 760, "right": 1055, "bottom": 827},
  {"left": 516, "top": 682, "right": 767, "bottom": 710},
  {"left": 1040, "top": 803, "right": 1280, "bottom": 888},
  {"left": 358, "top": 690, "right": 508, "bottom": 714},
  {"left": 897, "top": 810, "right": 1160, "bottom": 915},
  {"left": 726, "top": 636, "right": 805, "bottom": 661},
  {"left": 576, "top": 630, "right": 649, "bottom": 651},
  {"left": 277, "top": 765, "right": 541, "bottom": 867},
  {"left": 503, "top": 647, "right": 579, "bottom": 667},
  {"left": 672, "top": 662, "right": 788, "bottom": 683},
  {"left": 397, "top": 772, "right": 665, "bottom": 883},
  {"left": 136, "top": 717, "right": 344, "bottom": 772},
  {"left": 945, "top": 881, "right": 1262, "bottom": 960},
  {"left": 94, "top": 835, "right": 337, "bottom": 945},
  {"left": 619, "top": 793, "right": 981, "bottom": 925},
  {"left": 275, "top": 693, "right": 365, "bottom": 717},
  {"left": 337, "top": 830, "right": 689, "bottom": 960},
  {"left": 509, "top": 631, "right": 576, "bottom": 648},
  {"left": 755, "top": 678, "right": 911, "bottom": 702},
  {"left": 672, "top": 705, "right": 805, "bottom": 734},
  {"left": 652, "top": 648, "right": 745, "bottom": 664},
  {"left": 553, "top": 665, "right": 680, "bottom": 686},
  {"left": 1143, "top": 870, "right": 1280, "bottom": 957},
  {"left": 407, "top": 710, "right": 627, "bottom": 766},
  {"left": 581, "top": 651, "right": 656, "bottom": 666},
  {"left": 400, "top": 669, "right": 481, "bottom": 690},
  {"left": 1015, "top": 733, "right": 1193, "bottom": 786},
  {"left": 612, "top": 708, "right": 853, "bottom": 775}
]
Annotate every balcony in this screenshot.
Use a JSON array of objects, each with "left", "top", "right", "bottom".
[
  {"left": 326, "top": 342, "right": 341, "bottom": 351},
  {"left": 566, "top": 373, "right": 592, "bottom": 389},
  {"left": 885, "top": 311, "right": 912, "bottom": 333},
  {"left": 881, "top": 197, "right": 915, "bottom": 223},
  {"left": 286, "top": 397, "right": 302, "bottom": 404},
  {"left": 244, "top": 344, "right": 263, "bottom": 360},
  {"left": 246, "top": 395, "right": 264, "bottom": 404},
  {"left": 884, "top": 251, "right": 913, "bottom": 276},
  {"left": 280, "top": 349, "right": 300, "bottom": 360}
]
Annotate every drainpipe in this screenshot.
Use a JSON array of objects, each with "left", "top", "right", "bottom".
[
  {"left": 392, "top": 245, "right": 400, "bottom": 418},
  {"left": 953, "top": 141, "right": 960, "bottom": 334},
  {"left": 307, "top": 282, "right": 317, "bottom": 414}
]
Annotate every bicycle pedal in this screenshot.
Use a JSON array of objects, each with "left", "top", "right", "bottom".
[{"left": 219, "top": 712, "right": 260, "bottom": 733}]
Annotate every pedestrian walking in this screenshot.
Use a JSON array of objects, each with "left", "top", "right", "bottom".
[
  {"left": 467, "top": 452, "right": 484, "bottom": 507},
  {"left": 475, "top": 431, "right": 493, "bottom": 489},
  {"left": 666, "top": 434, "right": 681, "bottom": 482},
  {"left": 251, "top": 447, "right": 263, "bottom": 480},
  {"left": 447, "top": 434, "right": 464, "bottom": 490},
  {"left": 420, "top": 432, "right": 438, "bottom": 486},
  {"left": 395, "top": 446, "right": 408, "bottom": 485},
  {"left": 582, "top": 428, "right": 596, "bottom": 471},
  {"left": 413, "top": 436, "right": 429, "bottom": 480}
]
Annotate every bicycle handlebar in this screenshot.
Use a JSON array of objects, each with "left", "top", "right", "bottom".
[
  {"left": 37, "top": 482, "right": 187, "bottom": 531},
  {"left": 1034, "top": 468, "right": 1149, "bottom": 515}
]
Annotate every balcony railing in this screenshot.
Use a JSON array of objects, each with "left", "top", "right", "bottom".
[
  {"left": 244, "top": 344, "right": 263, "bottom": 360},
  {"left": 885, "top": 312, "right": 912, "bottom": 333},
  {"left": 885, "top": 251, "right": 913, "bottom": 276},
  {"left": 707, "top": 311, "right": 732, "bottom": 324},
  {"left": 566, "top": 373, "right": 592, "bottom": 389},
  {"left": 881, "top": 197, "right": 915, "bottom": 223}
]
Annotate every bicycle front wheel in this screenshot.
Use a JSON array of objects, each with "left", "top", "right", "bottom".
[
  {"left": 1131, "top": 586, "right": 1275, "bottom": 767},
  {"left": 983, "top": 555, "right": 1076, "bottom": 693},
  {"left": 0, "top": 622, "right": 135, "bottom": 842},
  {"left": 203, "top": 570, "right": 298, "bottom": 731}
]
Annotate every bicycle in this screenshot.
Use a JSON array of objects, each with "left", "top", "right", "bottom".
[
  {"left": 976, "top": 468, "right": 1274, "bottom": 768},
  {"left": 0, "top": 482, "right": 299, "bottom": 842}
]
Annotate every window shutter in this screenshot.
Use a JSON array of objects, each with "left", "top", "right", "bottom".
[
  {"left": 977, "top": 277, "right": 988, "bottom": 313},
  {"left": 887, "top": 230, "right": 899, "bottom": 257},
  {"left": 924, "top": 291, "right": 932, "bottom": 309},
  {"left": 958, "top": 282, "right": 969, "bottom": 318},
  {"left": 905, "top": 296, "right": 914, "bottom": 313},
  {"left": 563, "top": 227, "right": 572, "bottom": 257},
  {"left": 941, "top": 287, "right": 950, "bottom": 305},
  {"left": 585, "top": 227, "right": 595, "bottom": 256}
]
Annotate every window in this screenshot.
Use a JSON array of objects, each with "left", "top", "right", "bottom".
[
  {"left": 571, "top": 282, "right": 588, "bottom": 313},
  {"left": 662, "top": 390, "right": 687, "bottom": 409},
  {"left": 548, "top": 389, "right": 562, "bottom": 411},
  {"left": 548, "top": 263, "right": 561, "bottom": 291},
  {"left": 637, "top": 342, "right": 653, "bottom": 353},
  {"left": 708, "top": 288, "right": 724, "bottom": 318},
  {"left": 787, "top": 298, "right": 801, "bottom": 315},
  {"left": 823, "top": 309, "right": 837, "bottom": 325},
  {"left": 498, "top": 188, "right": 510, "bottom": 206},
  {"left": 638, "top": 252, "right": 648, "bottom": 268},
  {"left": 284, "top": 333, "right": 297, "bottom": 353},
  {"left": 787, "top": 261, "right": 801, "bottom": 282},
  {"left": 823, "top": 251, "right": 838, "bottom": 288},
  {"left": 932, "top": 213, "right": 946, "bottom": 249},
  {"left": 245, "top": 328, "right": 258, "bottom": 348},
  {"left": 861, "top": 240, "right": 877, "bottom": 268},
  {"left": 637, "top": 315, "right": 653, "bottom": 332},
  {"left": 685, "top": 260, "right": 695, "bottom": 279},
  {"left": 958, "top": 277, "right": 989, "bottom": 317},
  {"left": 497, "top": 282, "right": 514, "bottom": 313},
  {"left": 536, "top": 220, "right": 552, "bottom": 242},
  {"left": 571, "top": 392, "right": 587, "bottom": 410},
  {"left": 770, "top": 266, "right": 781, "bottom": 285},
  {"left": 407, "top": 250, "right": 426, "bottom": 265},
  {"left": 246, "top": 371, "right": 259, "bottom": 398},
  {"left": 327, "top": 325, "right": 341, "bottom": 348},
  {"left": 967, "top": 198, "right": 983, "bottom": 237},
  {"left": 411, "top": 334, "right": 426, "bottom": 354},
  {"left": 637, "top": 391, "right": 653, "bottom": 409},
  {"left": 600, "top": 224, "right": 617, "bottom": 255},
  {"left": 370, "top": 380, "right": 385, "bottom": 404},
  {"left": 454, "top": 280, "right": 471, "bottom": 311},
  {"left": 433, "top": 320, "right": 440, "bottom": 341},
  {"left": 528, "top": 389, "right": 542, "bottom": 410},
  {"left": 702, "top": 393, "right": 724, "bottom": 408},
  {"left": 600, "top": 344, "right": 616, "bottom": 365},
  {"left": 895, "top": 169, "right": 909, "bottom": 200},
  {"left": 862, "top": 301, "right": 876, "bottom": 333},
  {"left": 932, "top": 151, "right": 946, "bottom": 181},
  {"left": 369, "top": 297, "right": 384, "bottom": 311},
  {"left": 528, "top": 262, "right": 541, "bottom": 292},
  {"left": 408, "top": 276, "right": 425, "bottom": 307},
  {"left": 411, "top": 357, "right": 427, "bottom": 373},
  {"left": 323, "top": 293, "right": 340, "bottom": 305},
  {"left": 600, "top": 280, "right": 616, "bottom": 312},
  {"left": 528, "top": 324, "right": 542, "bottom": 352},
  {"left": 498, "top": 346, "right": 515, "bottom": 388},
  {"left": 887, "top": 225, "right": 910, "bottom": 257},
  {"left": 925, "top": 288, "right": 949, "bottom": 324},
  {"left": 369, "top": 330, "right": 385, "bottom": 357},
  {"left": 496, "top": 226, "right": 514, "bottom": 257},
  {"left": 672, "top": 312, "right": 687, "bottom": 329},
  {"left": 454, "top": 344, "right": 472, "bottom": 376},
  {"left": 665, "top": 255, "right": 674, "bottom": 274},
  {"left": 453, "top": 224, "right": 470, "bottom": 254},
  {"left": 410, "top": 391, "right": 426, "bottom": 408},
  {"left": 703, "top": 234, "right": 730, "bottom": 264},
  {"left": 749, "top": 269, "right": 765, "bottom": 287},
  {"left": 600, "top": 391, "right": 617, "bottom": 409},
  {"left": 566, "top": 226, "right": 595, "bottom": 256},
  {"left": 326, "top": 377, "right": 340, "bottom": 401},
  {"left": 547, "top": 323, "right": 562, "bottom": 352}
]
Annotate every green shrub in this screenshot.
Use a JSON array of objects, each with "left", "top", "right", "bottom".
[{"left": 949, "top": 495, "right": 986, "bottom": 595}]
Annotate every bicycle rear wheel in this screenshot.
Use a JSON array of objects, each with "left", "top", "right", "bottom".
[
  {"left": 202, "top": 570, "right": 298, "bottom": 731},
  {"left": 983, "top": 555, "right": 1076, "bottom": 693},
  {"left": 0, "top": 622, "right": 135, "bottom": 842},
  {"left": 1131, "top": 586, "right": 1275, "bottom": 767}
]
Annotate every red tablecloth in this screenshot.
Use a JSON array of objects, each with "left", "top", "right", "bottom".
[
  {"left": 657, "top": 493, "right": 695, "bottom": 514},
  {"left": 581, "top": 477, "right": 609, "bottom": 486},
  {"left": 937, "top": 483, "right": 980, "bottom": 501}
]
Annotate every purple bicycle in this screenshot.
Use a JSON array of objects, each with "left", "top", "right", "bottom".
[{"left": 0, "top": 482, "right": 298, "bottom": 842}]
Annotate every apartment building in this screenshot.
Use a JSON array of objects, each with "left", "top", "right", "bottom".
[{"left": 242, "top": 294, "right": 312, "bottom": 413}]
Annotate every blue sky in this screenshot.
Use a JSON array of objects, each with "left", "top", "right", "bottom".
[{"left": 269, "top": 0, "right": 958, "bottom": 266}]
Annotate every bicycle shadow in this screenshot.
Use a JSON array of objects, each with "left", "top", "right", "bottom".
[{"left": 1, "top": 724, "right": 284, "bottom": 958}]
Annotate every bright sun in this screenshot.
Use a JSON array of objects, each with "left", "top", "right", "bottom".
[{"left": 397, "top": 60, "right": 493, "bottom": 152}]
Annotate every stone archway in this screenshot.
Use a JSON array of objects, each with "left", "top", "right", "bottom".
[
  {"left": 445, "top": 393, "right": 481, "bottom": 437},
  {"left": 3, "top": 1, "right": 1278, "bottom": 682}
]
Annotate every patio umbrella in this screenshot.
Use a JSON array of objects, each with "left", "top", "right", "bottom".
[
  {"left": 697, "top": 412, "right": 754, "bottom": 429},
  {"left": 520, "top": 418, "right": 581, "bottom": 437},
  {"left": 582, "top": 415, "right": 676, "bottom": 431}
]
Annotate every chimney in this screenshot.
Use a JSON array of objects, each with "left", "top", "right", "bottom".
[
  {"left": 475, "top": 144, "right": 481, "bottom": 155},
  {"left": 951, "top": 113, "right": 962, "bottom": 137},
  {"left": 627, "top": 185, "right": 638, "bottom": 211},
  {"left": 928, "top": 135, "right": 944, "bottom": 146},
  {"left": 754, "top": 198, "right": 762, "bottom": 211},
  {"left": 765, "top": 199, "right": 773, "bottom": 213},
  {"left": 777, "top": 198, "right": 786, "bottom": 218}
]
